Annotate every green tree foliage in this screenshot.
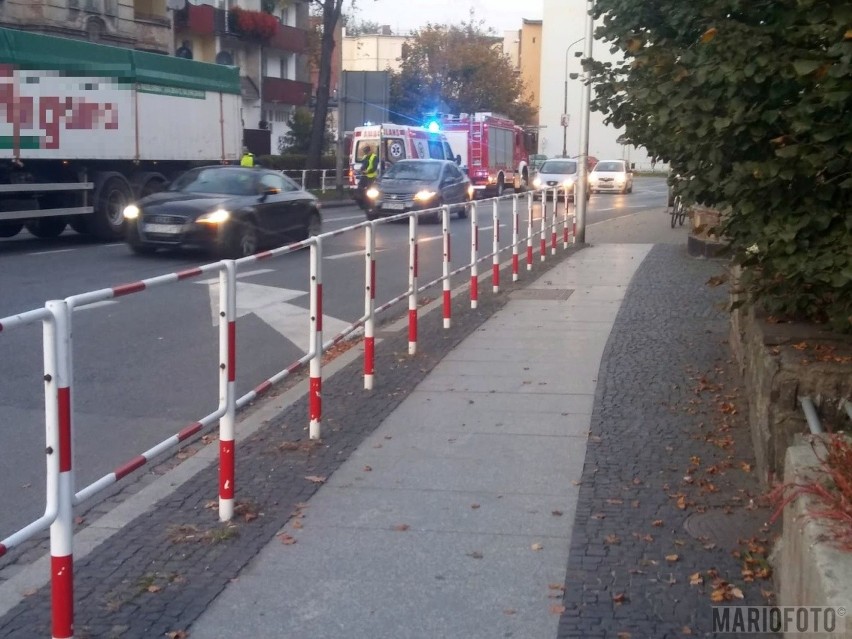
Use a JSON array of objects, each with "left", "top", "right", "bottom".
[
  {"left": 590, "top": 0, "right": 852, "bottom": 330},
  {"left": 281, "top": 107, "right": 314, "bottom": 153},
  {"left": 389, "top": 21, "right": 536, "bottom": 126}
]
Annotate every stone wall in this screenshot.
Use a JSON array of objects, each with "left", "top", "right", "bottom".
[{"left": 730, "top": 276, "right": 852, "bottom": 483}]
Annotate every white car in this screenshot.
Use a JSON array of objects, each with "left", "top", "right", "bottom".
[
  {"left": 589, "top": 159, "right": 634, "bottom": 194},
  {"left": 532, "top": 158, "right": 588, "bottom": 201}
]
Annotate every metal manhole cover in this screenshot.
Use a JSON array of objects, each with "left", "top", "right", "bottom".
[
  {"left": 509, "top": 289, "right": 573, "bottom": 301},
  {"left": 683, "top": 509, "right": 769, "bottom": 550}
]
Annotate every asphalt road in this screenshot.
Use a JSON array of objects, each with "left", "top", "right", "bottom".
[{"left": 0, "top": 176, "right": 668, "bottom": 535}]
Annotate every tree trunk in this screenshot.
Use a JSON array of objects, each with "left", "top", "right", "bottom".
[{"left": 306, "top": 0, "right": 342, "bottom": 184}]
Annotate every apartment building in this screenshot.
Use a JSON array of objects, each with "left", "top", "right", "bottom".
[{"left": 174, "top": 0, "right": 312, "bottom": 155}]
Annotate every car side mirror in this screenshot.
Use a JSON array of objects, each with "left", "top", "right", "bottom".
[
  {"left": 260, "top": 187, "right": 279, "bottom": 200},
  {"left": 630, "top": 162, "right": 636, "bottom": 171},
  {"left": 455, "top": 154, "right": 462, "bottom": 166}
]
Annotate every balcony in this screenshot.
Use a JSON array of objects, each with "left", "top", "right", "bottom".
[
  {"left": 173, "top": 6, "right": 307, "bottom": 54},
  {"left": 173, "top": 3, "right": 216, "bottom": 37},
  {"left": 262, "top": 77, "right": 311, "bottom": 106},
  {"left": 268, "top": 24, "right": 308, "bottom": 53}
]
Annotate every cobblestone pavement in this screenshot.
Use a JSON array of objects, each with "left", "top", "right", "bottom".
[
  {"left": 0, "top": 243, "right": 580, "bottom": 639},
  {"left": 556, "top": 244, "right": 778, "bottom": 639}
]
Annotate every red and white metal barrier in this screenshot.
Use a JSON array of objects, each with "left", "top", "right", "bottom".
[
  {"left": 539, "top": 192, "right": 548, "bottom": 261},
  {"left": 364, "top": 222, "right": 377, "bottom": 390},
  {"left": 309, "top": 239, "right": 323, "bottom": 439},
  {"left": 442, "top": 205, "right": 452, "bottom": 329},
  {"left": 1, "top": 188, "right": 587, "bottom": 638},
  {"left": 512, "top": 194, "right": 520, "bottom": 282},
  {"left": 470, "top": 201, "right": 479, "bottom": 309},
  {"left": 492, "top": 199, "right": 501, "bottom": 294},
  {"left": 551, "top": 189, "right": 559, "bottom": 256},
  {"left": 408, "top": 215, "right": 419, "bottom": 355},
  {"left": 219, "top": 260, "right": 237, "bottom": 521},
  {"left": 526, "top": 192, "right": 535, "bottom": 270}
]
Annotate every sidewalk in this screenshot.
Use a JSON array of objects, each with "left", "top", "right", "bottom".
[
  {"left": 188, "top": 212, "right": 775, "bottom": 638},
  {"left": 0, "top": 209, "right": 776, "bottom": 638}
]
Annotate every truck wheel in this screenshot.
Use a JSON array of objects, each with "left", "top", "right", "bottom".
[
  {"left": 25, "top": 218, "right": 67, "bottom": 238},
  {"left": 0, "top": 222, "right": 23, "bottom": 238},
  {"left": 91, "top": 173, "right": 132, "bottom": 241}
]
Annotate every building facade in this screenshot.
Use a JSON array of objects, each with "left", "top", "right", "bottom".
[
  {"left": 174, "top": 0, "right": 312, "bottom": 156},
  {"left": 539, "top": 0, "right": 654, "bottom": 166},
  {"left": 0, "top": 0, "right": 172, "bottom": 54},
  {"left": 341, "top": 27, "right": 407, "bottom": 73}
]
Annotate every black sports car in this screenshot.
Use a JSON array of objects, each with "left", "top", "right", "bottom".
[{"left": 123, "top": 166, "right": 322, "bottom": 258}]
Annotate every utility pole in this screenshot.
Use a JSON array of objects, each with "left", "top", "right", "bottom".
[
  {"left": 335, "top": 73, "right": 347, "bottom": 195},
  {"left": 575, "top": 0, "right": 594, "bottom": 244}
]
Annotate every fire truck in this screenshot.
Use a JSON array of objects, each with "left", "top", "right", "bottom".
[{"left": 440, "top": 113, "right": 531, "bottom": 198}]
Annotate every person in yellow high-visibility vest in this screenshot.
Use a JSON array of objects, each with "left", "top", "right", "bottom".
[{"left": 240, "top": 151, "right": 255, "bottom": 167}]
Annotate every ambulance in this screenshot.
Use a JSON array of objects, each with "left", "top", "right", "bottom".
[{"left": 348, "top": 123, "right": 457, "bottom": 207}]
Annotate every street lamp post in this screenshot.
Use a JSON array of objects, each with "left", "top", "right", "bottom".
[
  {"left": 575, "top": 0, "right": 595, "bottom": 244},
  {"left": 562, "top": 37, "right": 585, "bottom": 157}
]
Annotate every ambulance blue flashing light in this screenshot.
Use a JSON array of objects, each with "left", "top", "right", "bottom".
[{"left": 426, "top": 120, "right": 441, "bottom": 133}]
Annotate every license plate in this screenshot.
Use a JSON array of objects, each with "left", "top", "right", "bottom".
[
  {"left": 144, "top": 223, "right": 183, "bottom": 234},
  {"left": 382, "top": 201, "right": 406, "bottom": 210}
]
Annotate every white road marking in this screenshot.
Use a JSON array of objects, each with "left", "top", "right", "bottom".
[{"left": 27, "top": 248, "right": 76, "bottom": 256}]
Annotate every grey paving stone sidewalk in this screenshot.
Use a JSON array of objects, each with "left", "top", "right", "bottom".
[{"left": 556, "top": 244, "right": 777, "bottom": 639}]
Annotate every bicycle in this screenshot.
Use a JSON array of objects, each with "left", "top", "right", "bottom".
[{"left": 670, "top": 194, "right": 687, "bottom": 228}]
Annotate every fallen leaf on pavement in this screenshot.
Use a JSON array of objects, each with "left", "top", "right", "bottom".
[
  {"left": 607, "top": 498, "right": 624, "bottom": 505},
  {"left": 304, "top": 475, "right": 326, "bottom": 484},
  {"left": 471, "top": 503, "right": 480, "bottom": 509},
  {"left": 689, "top": 572, "right": 703, "bottom": 586},
  {"left": 165, "top": 631, "right": 188, "bottom": 639},
  {"left": 676, "top": 495, "right": 687, "bottom": 510},
  {"left": 146, "top": 584, "right": 162, "bottom": 593},
  {"left": 682, "top": 626, "right": 693, "bottom": 635},
  {"left": 617, "top": 632, "right": 632, "bottom": 639},
  {"left": 652, "top": 519, "right": 664, "bottom": 527},
  {"left": 531, "top": 543, "right": 543, "bottom": 551},
  {"left": 612, "top": 592, "right": 628, "bottom": 604},
  {"left": 467, "top": 551, "right": 484, "bottom": 559},
  {"left": 605, "top": 534, "right": 621, "bottom": 545},
  {"left": 552, "top": 510, "right": 563, "bottom": 516},
  {"left": 550, "top": 604, "right": 566, "bottom": 614},
  {"left": 503, "top": 608, "right": 517, "bottom": 615},
  {"left": 548, "top": 583, "right": 565, "bottom": 591},
  {"left": 665, "top": 554, "right": 679, "bottom": 562},
  {"left": 393, "top": 524, "right": 410, "bottom": 532},
  {"left": 278, "top": 533, "right": 297, "bottom": 545}
]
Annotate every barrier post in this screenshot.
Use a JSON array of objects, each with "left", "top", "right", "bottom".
[
  {"left": 408, "top": 213, "right": 419, "bottom": 355},
  {"left": 526, "top": 192, "right": 534, "bottom": 271},
  {"left": 470, "top": 201, "right": 479, "bottom": 308},
  {"left": 551, "top": 189, "right": 558, "bottom": 255},
  {"left": 364, "top": 223, "right": 376, "bottom": 390},
  {"left": 563, "top": 190, "right": 570, "bottom": 249},
  {"left": 46, "top": 299, "right": 74, "bottom": 639},
  {"left": 512, "top": 194, "right": 520, "bottom": 282},
  {"left": 539, "top": 191, "right": 548, "bottom": 261},
  {"left": 218, "top": 261, "right": 237, "bottom": 522},
  {"left": 321, "top": 169, "right": 327, "bottom": 193},
  {"left": 492, "top": 199, "right": 500, "bottom": 294},
  {"left": 301, "top": 170, "right": 307, "bottom": 191},
  {"left": 442, "top": 205, "right": 452, "bottom": 329},
  {"left": 309, "top": 239, "right": 323, "bottom": 439}
]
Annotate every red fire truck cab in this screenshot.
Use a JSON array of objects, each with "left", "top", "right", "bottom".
[{"left": 440, "top": 112, "right": 531, "bottom": 198}]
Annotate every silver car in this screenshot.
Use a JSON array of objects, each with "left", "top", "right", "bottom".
[
  {"left": 589, "top": 159, "right": 634, "bottom": 194},
  {"left": 532, "top": 158, "right": 588, "bottom": 201}
]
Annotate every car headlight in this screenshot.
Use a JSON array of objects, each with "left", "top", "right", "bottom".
[
  {"left": 196, "top": 208, "right": 231, "bottom": 224},
  {"left": 123, "top": 205, "right": 140, "bottom": 220},
  {"left": 366, "top": 187, "right": 380, "bottom": 199},
  {"left": 562, "top": 179, "right": 575, "bottom": 189},
  {"left": 414, "top": 190, "right": 437, "bottom": 202},
  {"left": 532, "top": 177, "right": 542, "bottom": 187},
  {"left": 467, "top": 185, "right": 475, "bottom": 198}
]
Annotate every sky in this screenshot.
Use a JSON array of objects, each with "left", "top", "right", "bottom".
[{"left": 345, "top": 0, "right": 544, "bottom": 35}]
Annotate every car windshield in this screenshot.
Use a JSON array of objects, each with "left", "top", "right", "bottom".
[
  {"left": 383, "top": 162, "right": 442, "bottom": 181},
  {"left": 540, "top": 160, "right": 577, "bottom": 175},
  {"left": 170, "top": 168, "right": 256, "bottom": 196},
  {"left": 594, "top": 161, "right": 625, "bottom": 172}
]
